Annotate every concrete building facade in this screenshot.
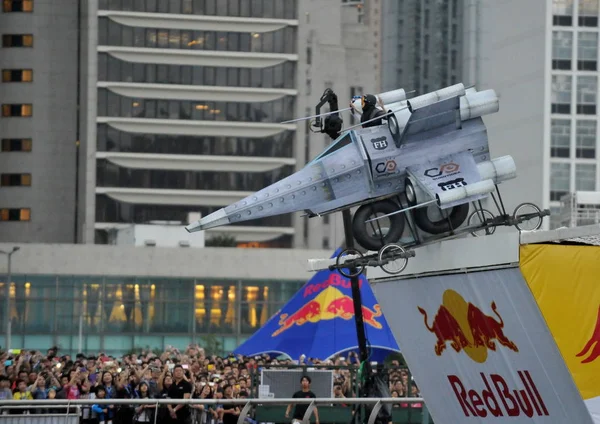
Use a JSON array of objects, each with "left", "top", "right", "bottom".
[
  {"left": 0, "top": 0, "right": 80, "bottom": 244},
  {"left": 1, "top": 0, "right": 377, "bottom": 249},
  {"left": 462, "top": 0, "right": 600, "bottom": 229},
  {"left": 0, "top": 242, "right": 331, "bottom": 355},
  {"left": 380, "top": 0, "right": 464, "bottom": 93}
]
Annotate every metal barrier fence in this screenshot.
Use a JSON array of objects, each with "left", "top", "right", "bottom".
[
  {"left": 0, "top": 398, "right": 429, "bottom": 424},
  {"left": 248, "top": 364, "right": 416, "bottom": 399}
]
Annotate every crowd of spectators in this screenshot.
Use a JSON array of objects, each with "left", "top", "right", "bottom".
[{"left": 0, "top": 345, "right": 421, "bottom": 423}]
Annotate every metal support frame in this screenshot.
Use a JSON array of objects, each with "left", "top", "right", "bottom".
[{"left": 341, "top": 209, "right": 371, "bottom": 371}]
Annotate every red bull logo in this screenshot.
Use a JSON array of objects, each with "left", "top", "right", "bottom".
[
  {"left": 417, "top": 289, "right": 518, "bottom": 363},
  {"left": 576, "top": 304, "right": 600, "bottom": 364},
  {"left": 271, "top": 286, "right": 382, "bottom": 337}
]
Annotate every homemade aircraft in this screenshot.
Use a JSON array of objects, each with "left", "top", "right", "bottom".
[{"left": 186, "top": 83, "right": 549, "bottom": 276}]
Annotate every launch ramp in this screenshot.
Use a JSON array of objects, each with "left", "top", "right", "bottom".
[{"left": 310, "top": 226, "right": 600, "bottom": 423}]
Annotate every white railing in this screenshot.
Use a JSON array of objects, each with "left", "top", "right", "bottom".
[{"left": 0, "top": 397, "right": 428, "bottom": 424}]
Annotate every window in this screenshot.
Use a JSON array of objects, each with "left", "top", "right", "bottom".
[
  {"left": 553, "top": 0, "right": 574, "bottom": 25},
  {"left": 576, "top": 120, "right": 596, "bottom": 157},
  {"left": 576, "top": 163, "right": 596, "bottom": 190},
  {"left": 1, "top": 138, "right": 31, "bottom": 152},
  {"left": 2, "top": 0, "right": 33, "bottom": 12},
  {"left": 550, "top": 162, "right": 571, "bottom": 201},
  {"left": 1, "top": 173, "right": 31, "bottom": 186},
  {"left": 578, "top": 31, "right": 598, "bottom": 69},
  {"left": 0, "top": 208, "right": 30, "bottom": 221},
  {"left": 551, "top": 119, "right": 571, "bottom": 157},
  {"left": 1, "top": 34, "right": 33, "bottom": 47},
  {"left": 1, "top": 69, "right": 33, "bottom": 82},
  {"left": 1, "top": 104, "right": 32, "bottom": 117},
  {"left": 552, "top": 31, "right": 573, "bottom": 69},
  {"left": 576, "top": 75, "right": 597, "bottom": 114},
  {"left": 579, "top": 0, "right": 599, "bottom": 26},
  {"left": 551, "top": 75, "right": 572, "bottom": 113}
]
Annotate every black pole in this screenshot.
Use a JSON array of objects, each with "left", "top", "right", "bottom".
[{"left": 341, "top": 210, "right": 371, "bottom": 374}]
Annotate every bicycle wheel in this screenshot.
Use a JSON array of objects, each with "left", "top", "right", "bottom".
[
  {"left": 467, "top": 209, "right": 496, "bottom": 237},
  {"left": 336, "top": 248, "right": 365, "bottom": 278},
  {"left": 378, "top": 243, "right": 409, "bottom": 275},
  {"left": 512, "top": 202, "right": 543, "bottom": 231}
]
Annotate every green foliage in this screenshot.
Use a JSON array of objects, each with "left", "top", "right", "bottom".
[
  {"left": 205, "top": 235, "right": 237, "bottom": 247},
  {"left": 197, "top": 335, "right": 223, "bottom": 356}
]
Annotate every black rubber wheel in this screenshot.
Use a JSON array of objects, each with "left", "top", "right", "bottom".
[
  {"left": 413, "top": 203, "right": 470, "bottom": 235},
  {"left": 336, "top": 249, "right": 365, "bottom": 278},
  {"left": 352, "top": 199, "right": 406, "bottom": 251}
]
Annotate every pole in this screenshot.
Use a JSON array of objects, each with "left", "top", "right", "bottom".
[
  {"left": 78, "top": 312, "right": 83, "bottom": 353},
  {"left": 6, "top": 253, "right": 11, "bottom": 352},
  {"left": 2, "top": 247, "right": 19, "bottom": 352},
  {"left": 340, "top": 210, "right": 371, "bottom": 374}
]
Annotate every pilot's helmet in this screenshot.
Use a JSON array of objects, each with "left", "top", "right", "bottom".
[{"left": 361, "top": 94, "right": 377, "bottom": 109}]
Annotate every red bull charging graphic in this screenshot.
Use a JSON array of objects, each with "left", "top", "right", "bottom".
[
  {"left": 272, "top": 284, "right": 383, "bottom": 337},
  {"left": 417, "top": 289, "right": 518, "bottom": 363},
  {"left": 576, "top": 304, "right": 600, "bottom": 364}
]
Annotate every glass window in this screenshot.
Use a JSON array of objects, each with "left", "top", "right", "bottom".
[
  {"left": 1, "top": 138, "right": 32, "bottom": 152},
  {"left": 576, "top": 120, "right": 596, "bottom": 157},
  {"left": 553, "top": 0, "right": 574, "bottom": 25},
  {"left": 552, "top": 31, "right": 573, "bottom": 69},
  {"left": 576, "top": 163, "right": 596, "bottom": 190},
  {"left": 579, "top": 0, "right": 599, "bottom": 26},
  {"left": 577, "top": 31, "right": 598, "bottom": 69},
  {"left": 1, "top": 34, "right": 33, "bottom": 47},
  {"left": 0, "top": 208, "right": 30, "bottom": 221},
  {"left": 576, "top": 75, "right": 597, "bottom": 114},
  {"left": 1, "top": 69, "right": 33, "bottom": 82},
  {"left": 1, "top": 104, "right": 32, "bottom": 117},
  {"left": 1, "top": 173, "right": 31, "bottom": 186},
  {"left": 551, "top": 119, "right": 571, "bottom": 157},
  {"left": 550, "top": 162, "right": 571, "bottom": 200},
  {"left": 2, "top": 0, "right": 33, "bottom": 12},
  {"left": 551, "top": 75, "right": 572, "bottom": 113}
]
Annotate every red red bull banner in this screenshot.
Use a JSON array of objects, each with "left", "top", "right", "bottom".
[
  {"left": 520, "top": 244, "right": 600, "bottom": 423},
  {"left": 372, "top": 267, "right": 594, "bottom": 423}
]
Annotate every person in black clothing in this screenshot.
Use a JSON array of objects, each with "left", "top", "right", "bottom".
[
  {"left": 167, "top": 365, "right": 192, "bottom": 424},
  {"left": 352, "top": 94, "right": 387, "bottom": 128},
  {"left": 285, "top": 376, "right": 320, "bottom": 424}
]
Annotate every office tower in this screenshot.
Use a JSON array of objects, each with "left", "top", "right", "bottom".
[
  {"left": 295, "top": 0, "right": 377, "bottom": 249},
  {"left": 0, "top": 0, "right": 79, "bottom": 243},
  {"left": 87, "top": 0, "right": 300, "bottom": 247},
  {"left": 380, "top": 0, "right": 464, "bottom": 93},
  {"left": 463, "top": 0, "right": 600, "bottom": 230},
  {"left": 1, "top": 0, "right": 375, "bottom": 248}
]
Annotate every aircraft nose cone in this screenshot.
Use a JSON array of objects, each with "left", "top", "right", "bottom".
[{"left": 185, "top": 208, "right": 230, "bottom": 232}]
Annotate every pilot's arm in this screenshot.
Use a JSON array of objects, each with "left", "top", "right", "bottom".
[
  {"left": 349, "top": 100, "right": 362, "bottom": 116},
  {"left": 377, "top": 96, "right": 386, "bottom": 111}
]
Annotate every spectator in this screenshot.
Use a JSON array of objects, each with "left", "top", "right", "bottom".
[
  {"left": 167, "top": 364, "right": 192, "bottom": 423},
  {"left": 285, "top": 376, "right": 320, "bottom": 424}
]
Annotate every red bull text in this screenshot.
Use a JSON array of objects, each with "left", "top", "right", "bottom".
[
  {"left": 448, "top": 371, "right": 549, "bottom": 418},
  {"left": 302, "top": 273, "right": 363, "bottom": 297}
]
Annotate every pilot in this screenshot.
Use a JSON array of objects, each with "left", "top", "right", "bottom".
[{"left": 352, "top": 94, "right": 387, "bottom": 128}]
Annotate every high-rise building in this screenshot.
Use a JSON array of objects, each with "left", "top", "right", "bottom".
[
  {"left": 0, "top": 0, "right": 79, "bottom": 244},
  {"left": 0, "top": 0, "right": 376, "bottom": 248},
  {"left": 379, "top": 0, "right": 464, "bottom": 93},
  {"left": 87, "top": 0, "right": 300, "bottom": 247},
  {"left": 462, "top": 0, "right": 600, "bottom": 230}
]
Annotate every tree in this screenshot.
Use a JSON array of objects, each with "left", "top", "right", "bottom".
[{"left": 205, "top": 235, "right": 237, "bottom": 247}]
